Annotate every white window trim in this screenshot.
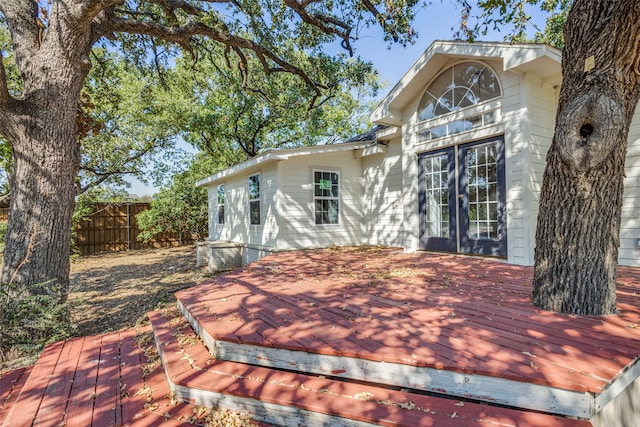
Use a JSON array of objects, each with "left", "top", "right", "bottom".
[
  {"left": 217, "top": 184, "right": 225, "bottom": 225},
  {"left": 312, "top": 169, "right": 341, "bottom": 226},
  {"left": 248, "top": 173, "right": 261, "bottom": 226},
  {"left": 416, "top": 60, "right": 504, "bottom": 125},
  {"left": 414, "top": 101, "right": 502, "bottom": 143}
]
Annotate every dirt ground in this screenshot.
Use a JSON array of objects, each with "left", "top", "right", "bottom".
[{"left": 69, "top": 245, "right": 215, "bottom": 336}]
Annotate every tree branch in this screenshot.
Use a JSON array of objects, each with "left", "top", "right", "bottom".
[
  {"left": 283, "top": 0, "right": 353, "bottom": 55},
  {"left": 0, "top": 0, "right": 40, "bottom": 80},
  {"left": 104, "top": 17, "right": 325, "bottom": 94},
  {"left": 0, "top": 51, "right": 10, "bottom": 107}
]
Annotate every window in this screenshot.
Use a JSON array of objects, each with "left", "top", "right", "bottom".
[
  {"left": 467, "top": 143, "right": 499, "bottom": 240},
  {"left": 422, "top": 153, "right": 450, "bottom": 238},
  {"left": 248, "top": 174, "right": 260, "bottom": 225},
  {"left": 416, "top": 62, "right": 501, "bottom": 140},
  {"left": 314, "top": 171, "right": 339, "bottom": 225},
  {"left": 217, "top": 184, "right": 225, "bottom": 225}
]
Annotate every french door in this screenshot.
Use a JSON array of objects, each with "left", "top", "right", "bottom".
[{"left": 418, "top": 136, "right": 507, "bottom": 257}]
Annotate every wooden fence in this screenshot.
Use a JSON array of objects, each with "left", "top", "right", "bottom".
[{"left": 0, "top": 203, "right": 196, "bottom": 256}]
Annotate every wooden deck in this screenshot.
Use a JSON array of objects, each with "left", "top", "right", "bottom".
[
  {"left": 149, "top": 306, "right": 587, "bottom": 427},
  {"left": 0, "top": 327, "right": 207, "bottom": 426},
  {"left": 2, "top": 246, "right": 639, "bottom": 426},
  {"left": 175, "top": 247, "right": 640, "bottom": 420}
]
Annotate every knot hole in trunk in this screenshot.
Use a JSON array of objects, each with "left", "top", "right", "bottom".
[{"left": 579, "top": 123, "right": 594, "bottom": 145}]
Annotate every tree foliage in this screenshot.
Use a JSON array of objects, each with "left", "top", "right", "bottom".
[
  {"left": 532, "top": 0, "right": 571, "bottom": 48},
  {"left": 455, "top": 0, "right": 569, "bottom": 47},
  {"left": 3, "top": 0, "right": 418, "bottom": 294},
  {"left": 78, "top": 49, "right": 187, "bottom": 194},
  {"left": 172, "top": 40, "right": 378, "bottom": 160},
  {"left": 136, "top": 154, "right": 218, "bottom": 243}
]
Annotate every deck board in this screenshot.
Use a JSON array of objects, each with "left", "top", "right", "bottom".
[
  {"left": 1, "top": 340, "right": 64, "bottom": 426},
  {"left": 0, "top": 366, "right": 31, "bottom": 423},
  {"left": 32, "top": 336, "right": 85, "bottom": 426},
  {"left": 92, "top": 331, "right": 121, "bottom": 427},
  {"left": 64, "top": 334, "right": 103, "bottom": 427},
  {"left": 0, "top": 326, "right": 194, "bottom": 427}
]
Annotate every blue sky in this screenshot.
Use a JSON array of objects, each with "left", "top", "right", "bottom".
[{"left": 129, "top": 2, "right": 549, "bottom": 196}]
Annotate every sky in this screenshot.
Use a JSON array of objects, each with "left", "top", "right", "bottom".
[{"left": 129, "top": 1, "right": 549, "bottom": 196}]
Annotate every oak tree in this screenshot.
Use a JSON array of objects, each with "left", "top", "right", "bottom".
[
  {"left": 531, "top": 0, "right": 640, "bottom": 315},
  {"left": 0, "top": 0, "right": 417, "bottom": 299}
]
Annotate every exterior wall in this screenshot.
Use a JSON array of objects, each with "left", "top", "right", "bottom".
[
  {"left": 506, "top": 75, "right": 558, "bottom": 265},
  {"left": 501, "top": 68, "right": 530, "bottom": 264},
  {"left": 622, "top": 106, "right": 640, "bottom": 266},
  {"left": 275, "top": 150, "right": 365, "bottom": 249},
  {"left": 361, "top": 138, "right": 404, "bottom": 247},
  {"left": 207, "top": 163, "right": 280, "bottom": 248}
]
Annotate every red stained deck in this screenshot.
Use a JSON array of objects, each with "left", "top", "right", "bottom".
[
  {"left": 0, "top": 327, "right": 202, "bottom": 427},
  {"left": 175, "top": 247, "right": 640, "bottom": 418}
]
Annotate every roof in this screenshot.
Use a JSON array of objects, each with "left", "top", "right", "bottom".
[
  {"left": 196, "top": 140, "right": 374, "bottom": 187},
  {"left": 371, "top": 40, "right": 562, "bottom": 126}
]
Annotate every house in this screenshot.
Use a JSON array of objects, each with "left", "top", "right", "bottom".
[{"left": 196, "top": 40, "right": 640, "bottom": 270}]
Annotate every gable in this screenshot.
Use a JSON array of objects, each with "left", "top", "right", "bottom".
[{"left": 371, "top": 40, "right": 562, "bottom": 126}]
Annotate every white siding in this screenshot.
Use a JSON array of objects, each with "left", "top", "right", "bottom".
[
  {"left": 511, "top": 75, "right": 558, "bottom": 265},
  {"left": 622, "top": 107, "right": 640, "bottom": 266},
  {"left": 361, "top": 138, "right": 404, "bottom": 247},
  {"left": 399, "top": 58, "right": 515, "bottom": 256},
  {"left": 501, "top": 70, "right": 529, "bottom": 264},
  {"left": 275, "top": 151, "right": 365, "bottom": 249},
  {"left": 206, "top": 163, "right": 280, "bottom": 248},
  {"left": 207, "top": 186, "right": 220, "bottom": 240}
]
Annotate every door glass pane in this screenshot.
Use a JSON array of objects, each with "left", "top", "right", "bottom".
[
  {"left": 423, "top": 153, "right": 450, "bottom": 238},
  {"left": 467, "top": 143, "right": 499, "bottom": 240}
]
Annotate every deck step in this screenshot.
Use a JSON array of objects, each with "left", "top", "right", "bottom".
[
  {"left": 175, "top": 282, "right": 598, "bottom": 419},
  {"left": 149, "top": 308, "right": 589, "bottom": 427}
]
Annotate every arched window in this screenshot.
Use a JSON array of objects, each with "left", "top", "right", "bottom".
[{"left": 418, "top": 62, "right": 501, "bottom": 122}]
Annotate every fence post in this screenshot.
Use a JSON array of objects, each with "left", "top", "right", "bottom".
[{"left": 126, "top": 203, "right": 131, "bottom": 251}]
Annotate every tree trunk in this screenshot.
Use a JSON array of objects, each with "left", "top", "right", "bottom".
[
  {"left": 0, "top": 4, "right": 90, "bottom": 301},
  {"left": 533, "top": 0, "right": 640, "bottom": 315},
  {"left": 0, "top": 97, "right": 80, "bottom": 301}
]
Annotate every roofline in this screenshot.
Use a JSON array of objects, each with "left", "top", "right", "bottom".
[
  {"left": 371, "top": 40, "right": 562, "bottom": 125},
  {"left": 196, "top": 140, "right": 373, "bottom": 187}
]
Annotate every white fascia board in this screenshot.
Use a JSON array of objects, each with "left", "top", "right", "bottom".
[
  {"left": 196, "top": 141, "right": 372, "bottom": 187},
  {"left": 196, "top": 152, "right": 288, "bottom": 187},
  {"left": 376, "top": 125, "right": 401, "bottom": 140},
  {"left": 502, "top": 43, "right": 562, "bottom": 72}
]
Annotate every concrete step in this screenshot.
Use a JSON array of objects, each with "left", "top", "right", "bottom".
[{"left": 149, "top": 308, "right": 589, "bottom": 427}]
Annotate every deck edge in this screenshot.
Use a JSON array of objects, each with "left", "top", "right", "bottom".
[{"left": 177, "top": 299, "right": 595, "bottom": 418}]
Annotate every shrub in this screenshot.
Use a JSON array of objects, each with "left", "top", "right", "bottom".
[{"left": 0, "top": 281, "right": 76, "bottom": 367}]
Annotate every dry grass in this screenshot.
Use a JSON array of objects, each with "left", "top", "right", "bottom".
[{"left": 69, "top": 245, "right": 214, "bottom": 336}]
